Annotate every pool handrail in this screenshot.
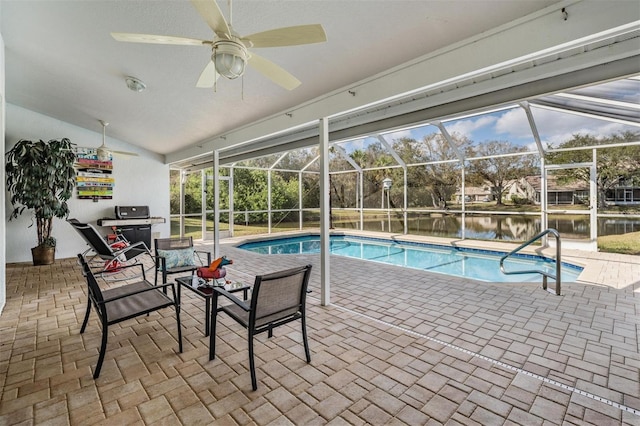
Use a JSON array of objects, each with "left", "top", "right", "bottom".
[{"left": 499, "top": 228, "right": 562, "bottom": 295}]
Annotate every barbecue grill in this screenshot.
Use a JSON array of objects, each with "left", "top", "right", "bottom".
[{"left": 97, "top": 206, "right": 165, "bottom": 249}]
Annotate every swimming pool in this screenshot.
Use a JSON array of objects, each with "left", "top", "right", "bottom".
[{"left": 238, "top": 235, "right": 583, "bottom": 283}]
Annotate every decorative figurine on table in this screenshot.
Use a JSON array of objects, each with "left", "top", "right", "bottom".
[{"left": 197, "top": 256, "right": 233, "bottom": 286}]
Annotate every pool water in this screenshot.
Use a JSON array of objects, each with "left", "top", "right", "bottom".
[{"left": 238, "top": 235, "right": 583, "bottom": 283}]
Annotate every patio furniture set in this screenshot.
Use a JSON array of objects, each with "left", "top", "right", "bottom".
[{"left": 69, "top": 218, "right": 312, "bottom": 390}]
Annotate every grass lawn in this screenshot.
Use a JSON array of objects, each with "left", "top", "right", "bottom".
[{"left": 598, "top": 231, "right": 640, "bottom": 255}]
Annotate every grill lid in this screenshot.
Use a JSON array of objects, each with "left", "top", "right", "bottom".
[{"left": 115, "top": 206, "right": 150, "bottom": 219}]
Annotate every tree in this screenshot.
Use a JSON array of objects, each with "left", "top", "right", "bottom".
[
  {"left": 392, "top": 137, "right": 432, "bottom": 207},
  {"left": 341, "top": 145, "right": 398, "bottom": 208},
  {"left": 169, "top": 170, "right": 181, "bottom": 214},
  {"left": 232, "top": 168, "right": 269, "bottom": 222},
  {"left": 422, "top": 134, "right": 469, "bottom": 208},
  {"left": 329, "top": 147, "right": 358, "bottom": 208},
  {"left": 545, "top": 131, "right": 640, "bottom": 208},
  {"left": 386, "top": 133, "right": 473, "bottom": 208},
  {"left": 183, "top": 172, "right": 202, "bottom": 213},
  {"left": 466, "top": 141, "right": 538, "bottom": 206}
]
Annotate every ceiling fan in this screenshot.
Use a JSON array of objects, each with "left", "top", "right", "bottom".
[
  {"left": 97, "top": 120, "right": 138, "bottom": 160},
  {"left": 111, "top": 0, "right": 327, "bottom": 90}
]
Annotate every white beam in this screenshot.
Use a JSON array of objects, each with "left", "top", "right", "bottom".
[
  {"left": 213, "top": 150, "right": 220, "bottom": 259},
  {"left": 555, "top": 92, "right": 640, "bottom": 110},
  {"left": 529, "top": 102, "right": 640, "bottom": 127},
  {"left": 520, "top": 101, "right": 546, "bottom": 156},
  {"left": 319, "top": 117, "right": 330, "bottom": 306},
  {"left": 332, "top": 144, "right": 362, "bottom": 172}
]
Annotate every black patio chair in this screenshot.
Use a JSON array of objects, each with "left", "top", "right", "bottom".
[
  {"left": 77, "top": 254, "right": 183, "bottom": 379},
  {"left": 69, "top": 218, "right": 152, "bottom": 277},
  {"left": 154, "top": 237, "right": 211, "bottom": 285},
  {"left": 209, "top": 264, "right": 313, "bottom": 390}
]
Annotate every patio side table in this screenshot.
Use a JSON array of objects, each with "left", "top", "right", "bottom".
[{"left": 175, "top": 276, "right": 250, "bottom": 336}]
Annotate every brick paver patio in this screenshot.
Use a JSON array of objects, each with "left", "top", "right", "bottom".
[{"left": 1, "top": 233, "right": 638, "bottom": 425}]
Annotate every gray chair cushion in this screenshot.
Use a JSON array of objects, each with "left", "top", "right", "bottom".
[{"left": 103, "top": 281, "right": 174, "bottom": 323}]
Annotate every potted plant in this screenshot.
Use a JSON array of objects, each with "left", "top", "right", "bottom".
[{"left": 5, "top": 138, "right": 77, "bottom": 265}]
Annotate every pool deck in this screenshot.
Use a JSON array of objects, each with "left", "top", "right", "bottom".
[{"left": 0, "top": 231, "right": 638, "bottom": 424}]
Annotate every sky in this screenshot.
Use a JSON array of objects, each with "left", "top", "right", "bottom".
[{"left": 339, "top": 103, "right": 637, "bottom": 157}]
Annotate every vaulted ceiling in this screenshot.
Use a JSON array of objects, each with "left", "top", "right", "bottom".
[{"left": 3, "top": 0, "right": 565, "bottom": 157}]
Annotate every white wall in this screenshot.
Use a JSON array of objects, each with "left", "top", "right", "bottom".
[
  {"left": 0, "top": 19, "right": 6, "bottom": 312},
  {"left": 5, "top": 104, "right": 171, "bottom": 263}
]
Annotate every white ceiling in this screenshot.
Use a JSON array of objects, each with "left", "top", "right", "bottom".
[{"left": 2, "top": 0, "right": 563, "bottom": 157}]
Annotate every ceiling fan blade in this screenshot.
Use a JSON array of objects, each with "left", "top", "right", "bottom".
[
  {"left": 247, "top": 53, "right": 301, "bottom": 91},
  {"left": 98, "top": 145, "right": 138, "bottom": 157},
  {"left": 196, "top": 61, "right": 219, "bottom": 88},
  {"left": 243, "top": 24, "right": 327, "bottom": 48},
  {"left": 190, "top": 0, "right": 231, "bottom": 39},
  {"left": 110, "top": 150, "right": 139, "bottom": 157},
  {"left": 111, "top": 32, "right": 208, "bottom": 46}
]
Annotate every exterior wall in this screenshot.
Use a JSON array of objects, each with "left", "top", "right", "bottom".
[
  {"left": 456, "top": 185, "right": 492, "bottom": 203},
  {"left": 0, "top": 24, "right": 6, "bottom": 313},
  {"left": 505, "top": 179, "right": 536, "bottom": 202},
  {"left": 4, "top": 105, "right": 171, "bottom": 263}
]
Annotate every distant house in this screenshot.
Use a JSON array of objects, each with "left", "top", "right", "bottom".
[
  {"left": 458, "top": 177, "right": 588, "bottom": 205},
  {"left": 604, "top": 178, "right": 640, "bottom": 205},
  {"left": 506, "top": 175, "right": 589, "bottom": 205},
  {"left": 505, "top": 175, "right": 640, "bottom": 206},
  {"left": 454, "top": 185, "right": 493, "bottom": 203},
  {"left": 455, "top": 175, "right": 640, "bottom": 206}
]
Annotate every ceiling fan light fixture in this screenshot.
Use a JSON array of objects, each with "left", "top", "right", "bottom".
[
  {"left": 213, "top": 40, "right": 247, "bottom": 80},
  {"left": 125, "top": 76, "right": 146, "bottom": 92}
]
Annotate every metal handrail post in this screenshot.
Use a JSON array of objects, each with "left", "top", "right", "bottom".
[{"left": 500, "top": 228, "right": 562, "bottom": 295}]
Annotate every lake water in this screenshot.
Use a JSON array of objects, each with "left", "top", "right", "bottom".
[{"left": 340, "top": 213, "right": 640, "bottom": 241}]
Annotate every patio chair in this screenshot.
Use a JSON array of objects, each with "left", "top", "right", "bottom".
[
  {"left": 68, "top": 218, "right": 152, "bottom": 276},
  {"left": 77, "top": 254, "right": 183, "bottom": 379},
  {"left": 209, "top": 264, "right": 313, "bottom": 390},
  {"left": 154, "top": 237, "right": 211, "bottom": 285}
]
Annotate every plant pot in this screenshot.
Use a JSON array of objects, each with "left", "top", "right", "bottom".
[{"left": 31, "top": 245, "right": 55, "bottom": 266}]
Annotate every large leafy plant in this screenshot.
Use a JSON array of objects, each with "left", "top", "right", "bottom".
[{"left": 6, "top": 138, "right": 77, "bottom": 248}]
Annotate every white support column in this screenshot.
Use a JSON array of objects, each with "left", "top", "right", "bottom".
[
  {"left": 461, "top": 165, "right": 466, "bottom": 239},
  {"left": 267, "top": 170, "right": 272, "bottom": 233},
  {"left": 229, "top": 167, "right": 234, "bottom": 237},
  {"left": 590, "top": 149, "right": 598, "bottom": 244},
  {"left": 403, "top": 167, "right": 408, "bottom": 234},
  {"left": 319, "top": 117, "right": 330, "bottom": 306},
  {"left": 541, "top": 157, "right": 548, "bottom": 246},
  {"left": 179, "top": 171, "right": 186, "bottom": 237},
  {"left": 213, "top": 150, "right": 220, "bottom": 259},
  {"left": 299, "top": 171, "right": 303, "bottom": 230},
  {"left": 201, "top": 170, "right": 207, "bottom": 239},
  {"left": 359, "top": 171, "right": 364, "bottom": 231}
]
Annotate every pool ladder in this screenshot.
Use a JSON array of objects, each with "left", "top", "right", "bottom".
[{"left": 499, "top": 228, "right": 562, "bottom": 295}]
